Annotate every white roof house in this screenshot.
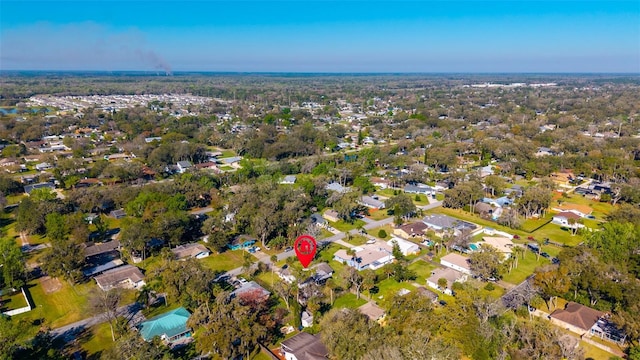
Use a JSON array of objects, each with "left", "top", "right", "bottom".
[
  {"left": 387, "top": 237, "right": 420, "bottom": 256},
  {"left": 480, "top": 237, "right": 514, "bottom": 259},
  {"left": 440, "top": 253, "right": 472, "bottom": 275}
]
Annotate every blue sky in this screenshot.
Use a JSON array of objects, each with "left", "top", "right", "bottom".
[{"left": 1, "top": 1, "right": 639, "bottom": 72}]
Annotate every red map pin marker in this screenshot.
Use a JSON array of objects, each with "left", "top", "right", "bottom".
[{"left": 294, "top": 235, "right": 317, "bottom": 268}]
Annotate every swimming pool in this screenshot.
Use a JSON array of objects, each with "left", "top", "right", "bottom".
[{"left": 469, "top": 243, "right": 479, "bottom": 251}]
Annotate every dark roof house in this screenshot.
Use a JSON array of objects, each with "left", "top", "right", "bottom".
[
  {"left": 550, "top": 302, "right": 604, "bottom": 334},
  {"left": 281, "top": 332, "right": 329, "bottom": 360}
]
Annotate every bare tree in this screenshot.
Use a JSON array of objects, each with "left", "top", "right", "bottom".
[{"left": 89, "top": 288, "right": 124, "bottom": 342}]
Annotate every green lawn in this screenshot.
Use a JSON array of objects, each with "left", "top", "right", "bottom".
[
  {"left": 367, "top": 224, "right": 394, "bottom": 240},
  {"left": 80, "top": 322, "right": 115, "bottom": 358},
  {"left": 374, "top": 278, "right": 416, "bottom": 309},
  {"left": 411, "top": 194, "right": 430, "bottom": 206},
  {"left": 367, "top": 208, "right": 390, "bottom": 221},
  {"left": 375, "top": 188, "right": 397, "bottom": 198},
  {"left": 199, "top": 250, "right": 246, "bottom": 273},
  {"left": 6, "top": 194, "right": 25, "bottom": 205},
  {"left": 219, "top": 165, "right": 235, "bottom": 171},
  {"left": 345, "top": 234, "right": 367, "bottom": 246},
  {"left": 318, "top": 229, "right": 334, "bottom": 239},
  {"left": 501, "top": 251, "right": 550, "bottom": 285},
  {"left": 1, "top": 289, "right": 28, "bottom": 310},
  {"left": 530, "top": 223, "right": 584, "bottom": 247},
  {"left": 521, "top": 215, "right": 553, "bottom": 232},
  {"left": 14, "top": 279, "right": 94, "bottom": 328},
  {"left": 408, "top": 260, "right": 437, "bottom": 284},
  {"left": 333, "top": 293, "right": 367, "bottom": 309},
  {"left": 329, "top": 219, "right": 366, "bottom": 232}
]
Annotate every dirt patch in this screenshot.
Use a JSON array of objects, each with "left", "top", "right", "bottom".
[{"left": 41, "top": 276, "right": 62, "bottom": 294}]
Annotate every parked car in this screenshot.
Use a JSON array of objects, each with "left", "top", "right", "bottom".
[
  {"left": 552, "top": 257, "right": 560, "bottom": 264},
  {"left": 284, "top": 246, "right": 293, "bottom": 252},
  {"left": 366, "top": 239, "right": 376, "bottom": 244},
  {"left": 541, "top": 252, "right": 551, "bottom": 259}
]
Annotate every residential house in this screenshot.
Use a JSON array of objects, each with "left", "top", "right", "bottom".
[
  {"left": 478, "top": 165, "right": 494, "bottom": 178},
  {"left": 230, "top": 281, "right": 271, "bottom": 302},
  {"left": 371, "top": 177, "right": 391, "bottom": 189},
  {"left": 393, "top": 221, "right": 429, "bottom": 239},
  {"left": 280, "top": 175, "right": 297, "bottom": 184},
  {"left": 387, "top": 237, "right": 420, "bottom": 256},
  {"left": 35, "top": 162, "right": 53, "bottom": 171},
  {"left": 474, "top": 202, "right": 495, "bottom": 218},
  {"left": 176, "top": 160, "right": 193, "bottom": 174},
  {"left": 144, "top": 137, "right": 162, "bottom": 143},
  {"left": 427, "top": 267, "right": 467, "bottom": 295},
  {"left": 75, "top": 178, "right": 103, "bottom": 188},
  {"left": 358, "top": 302, "right": 386, "bottom": 322},
  {"left": 109, "top": 209, "right": 127, "bottom": 219},
  {"left": 440, "top": 253, "right": 472, "bottom": 275},
  {"left": 310, "top": 213, "right": 328, "bottom": 228},
  {"left": 228, "top": 235, "right": 256, "bottom": 250},
  {"left": 278, "top": 267, "right": 297, "bottom": 284},
  {"left": 551, "top": 203, "right": 593, "bottom": 218},
  {"left": 434, "top": 181, "right": 451, "bottom": 191},
  {"left": 358, "top": 195, "right": 385, "bottom": 209},
  {"left": 217, "top": 156, "right": 242, "bottom": 166},
  {"left": 24, "top": 182, "right": 55, "bottom": 195},
  {"left": 301, "top": 311, "right": 313, "bottom": 328},
  {"left": 552, "top": 211, "right": 583, "bottom": 227},
  {"left": 549, "top": 302, "right": 605, "bottom": 336},
  {"left": 422, "top": 214, "right": 477, "bottom": 236},
  {"left": 322, "top": 209, "right": 340, "bottom": 223},
  {"left": 326, "top": 182, "right": 350, "bottom": 193},
  {"left": 171, "top": 243, "right": 210, "bottom": 260},
  {"left": 138, "top": 307, "right": 192, "bottom": 346},
  {"left": 479, "top": 237, "right": 514, "bottom": 259},
  {"left": 281, "top": 332, "right": 329, "bottom": 360},
  {"left": 299, "top": 262, "right": 334, "bottom": 287},
  {"left": 333, "top": 243, "right": 394, "bottom": 271},
  {"left": 504, "top": 184, "right": 524, "bottom": 198},
  {"left": 94, "top": 265, "right": 145, "bottom": 291},
  {"left": 404, "top": 184, "right": 434, "bottom": 195},
  {"left": 84, "top": 240, "right": 121, "bottom": 258}
]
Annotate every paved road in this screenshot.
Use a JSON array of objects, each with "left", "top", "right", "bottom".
[{"left": 51, "top": 302, "right": 142, "bottom": 341}]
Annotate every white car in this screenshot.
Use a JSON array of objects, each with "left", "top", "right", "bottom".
[{"left": 366, "top": 239, "right": 376, "bottom": 244}]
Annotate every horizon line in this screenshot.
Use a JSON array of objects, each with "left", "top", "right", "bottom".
[{"left": 1, "top": 70, "right": 639, "bottom": 76}]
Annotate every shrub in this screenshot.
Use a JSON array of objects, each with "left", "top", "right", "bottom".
[{"left": 378, "top": 229, "right": 387, "bottom": 238}]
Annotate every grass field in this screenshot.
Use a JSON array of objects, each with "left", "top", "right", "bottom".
[
  {"left": 345, "top": 234, "right": 367, "bottom": 246},
  {"left": 329, "top": 219, "right": 366, "bottom": 232},
  {"left": 374, "top": 278, "right": 417, "bottom": 308},
  {"left": 501, "top": 251, "right": 550, "bottom": 285},
  {"left": 199, "top": 250, "right": 246, "bottom": 273},
  {"left": 1, "top": 289, "right": 28, "bottom": 310},
  {"left": 408, "top": 260, "right": 437, "bottom": 284},
  {"left": 14, "top": 279, "right": 93, "bottom": 328},
  {"left": 367, "top": 208, "right": 389, "bottom": 221},
  {"left": 411, "top": 194, "right": 431, "bottom": 206},
  {"left": 80, "top": 322, "right": 114, "bottom": 359},
  {"left": 333, "top": 293, "right": 367, "bottom": 309},
  {"left": 367, "top": 224, "right": 394, "bottom": 240}
]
